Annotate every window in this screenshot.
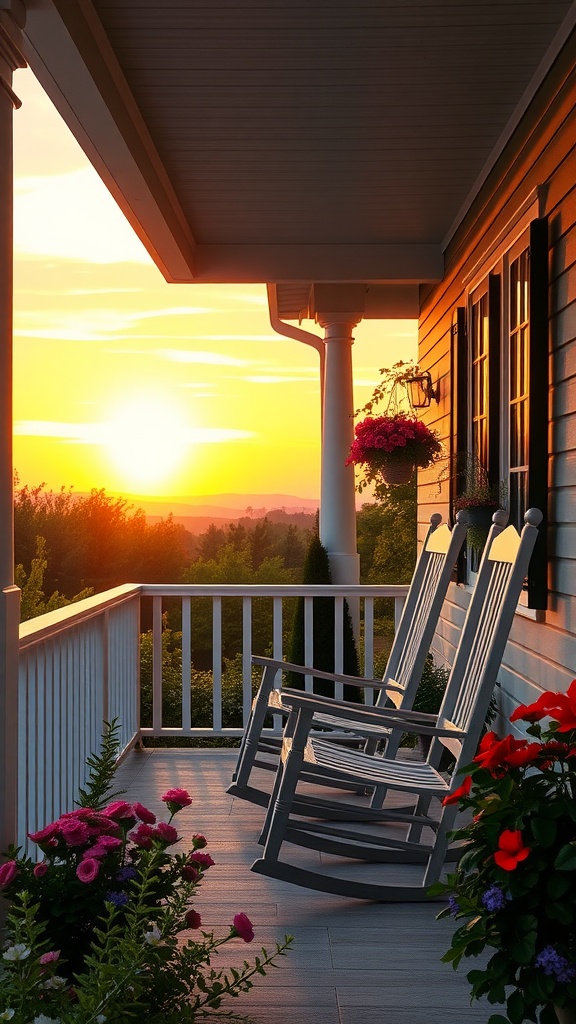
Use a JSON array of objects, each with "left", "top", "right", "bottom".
[{"left": 454, "top": 214, "right": 548, "bottom": 607}]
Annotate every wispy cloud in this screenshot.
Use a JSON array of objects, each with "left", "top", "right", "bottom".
[
  {"left": 158, "top": 349, "right": 247, "bottom": 366},
  {"left": 14, "top": 420, "right": 254, "bottom": 444},
  {"left": 242, "top": 375, "right": 317, "bottom": 384}
]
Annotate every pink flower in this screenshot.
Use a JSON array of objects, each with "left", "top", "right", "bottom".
[
  {"left": 39, "top": 950, "right": 60, "bottom": 965},
  {"left": 84, "top": 835, "right": 122, "bottom": 859},
  {"left": 232, "top": 912, "right": 254, "bottom": 943},
  {"left": 182, "top": 863, "right": 199, "bottom": 882},
  {"left": 155, "top": 822, "right": 179, "bottom": 846},
  {"left": 161, "top": 788, "right": 192, "bottom": 811},
  {"left": 76, "top": 857, "right": 100, "bottom": 883},
  {"left": 0, "top": 860, "right": 18, "bottom": 889},
  {"left": 192, "top": 833, "right": 207, "bottom": 849},
  {"left": 185, "top": 909, "right": 202, "bottom": 929},
  {"left": 189, "top": 851, "right": 215, "bottom": 869},
  {"left": 129, "top": 823, "right": 156, "bottom": 849},
  {"left": 28, "top": 821, "right": 60, "bottom": 847},
  {"left": 33, "top": 862, "right": 48, "bottom": 878},
  {"left": 60, "top": 819, "right": 90, "bottom": 847},
  {"left": 133, "top": 802, "right": 156, "bottom": 825},
  {"left": 103, "top": 801, "right": 137, "bottom": 824}
]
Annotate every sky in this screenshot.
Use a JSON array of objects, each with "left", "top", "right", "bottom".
[{"left": 12, "top": 67, "right": 417, "bottom": 503}]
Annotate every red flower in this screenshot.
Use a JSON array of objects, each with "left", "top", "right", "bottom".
[
  {"left": 0, "top": 859, "right": 18, "bottom": 888},
  {"left": 33, "top": 861, "right": 48, "bottom": 878},
  {"left": 503, "top": 742, "right": 542, "bottom": 767},
  {"left": 346, "top": 414, "right": 441, "bottom": 471},
  {"left": 133, "top": 802, "right": 156, "bottom": 824},
  {"left": 185, "top": 909, "right": 202, "bottom": 929},
  {"left": 493, "top": 830, "right": 530, "bottom": 871},
  {"left": 474, "top": 734, "right": 533, "bottom": 773},
  {"left": 28, "top": 821, "right": 60, "bottom": 847},
  {"left": 60, "top": 819, "right": 90, "bottom": 847},
  {"left": 103, "top": 801, "right": 137, "bottom": 825},
  {"left": 161, "top": 788, "right": 192, "bottom": 810},
  {"left": 442, "top": 776, "right": 472, "bottom": 805},
  {"left": 129, "top": 823, "right": 156, "bottom": 849},
  {"left": 76, "top": 857, "right": 100, "bottom": 883},
  {"left": 189, "top": 851, "right": 215, "bottom": 869},
  {"left": 232, "top": 912, "right": 254, "bottom": 943},
  {"left": 182, "top": 863, "right": 199, "bottom": 882},
  {"left": 156, "top": 822, "right": 179, "bottom": 846},
  {"left": 510, "top": 690, "right": 567, "bottom": 723}
]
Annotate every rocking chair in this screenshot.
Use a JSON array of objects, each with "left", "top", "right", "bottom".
[
  {"left": 250, "top": 508, "right": 543, "bottom": 901},
  {"left": 229, "top": 511, "right": 468, "bottom": 807}
]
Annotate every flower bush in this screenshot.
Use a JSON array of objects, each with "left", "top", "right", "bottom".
[
  {"left": 0, "top": 723, "right": 291, "bottom": 1023},
  {"left": 429, "top": 681, "right": 576, "bottom": 1024},
  {"left": 346, "top": 413, "right": 442, "bottom": 490}
]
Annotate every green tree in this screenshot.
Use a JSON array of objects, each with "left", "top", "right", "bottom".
[
  {"left": 15, "top": 535, "right": 93, "bottom": 622},
  {"left": 287, "top": 535, "right": 360, "bottom": 699}
]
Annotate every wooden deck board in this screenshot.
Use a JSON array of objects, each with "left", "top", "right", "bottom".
[{"left": 115, "top": 747, "right": 489, "bottom": 1024}]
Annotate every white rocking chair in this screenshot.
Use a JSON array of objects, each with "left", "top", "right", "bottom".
[
  {"left": 250, "top": 508, "right": 543, "bottom": 901},
  {"left": 228, "top": 511, "right": 468, "bottom": 807}
]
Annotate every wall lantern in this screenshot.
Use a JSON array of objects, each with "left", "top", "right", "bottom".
[{"left": 404, "top": 371, "right": 439, "bottom": 409}]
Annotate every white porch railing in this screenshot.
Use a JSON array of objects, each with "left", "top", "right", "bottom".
[{"left": 17, "top": 582, "right": 408, "bottom": 849}]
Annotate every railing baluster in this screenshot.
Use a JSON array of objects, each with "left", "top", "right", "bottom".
[
  {"left": 334, "top": 596, "right": 344, "bottom": 701},
  {"left": 152, "top": 596, "right": 163, "bottom": 733},
  {"left": 212, "top": 597, "right": 222, "bottom": 732},
  {"left": 182, "top": 597, "right": 192, "bottom": 731},
  {"left": 364, "top": 597, "right": 375, "bottom": 706},
  {"left": 242, "top": 598, "right": 252, "bottom": 725},
  {"left": 17, "top": 582, "right": 407, "bottom": 847}
]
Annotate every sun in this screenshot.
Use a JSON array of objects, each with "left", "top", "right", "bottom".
[{"left": 105, "top": 396, "right": 190, "bottom": 491}]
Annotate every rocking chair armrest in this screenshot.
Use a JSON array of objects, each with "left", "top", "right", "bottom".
[
  {"left": 279, "top": 690, "right": 466, "bottom": 739},
  {"left": 251, "top": 655, "right": 400, "bottom": 693}
]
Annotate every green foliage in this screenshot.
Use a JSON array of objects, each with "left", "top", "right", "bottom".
[
  {"left": 15, "top": 535, "right": 93, "bottom": 621},
  {"left": 0, "top": 737, "right": 292, "bottom": 1022},
  {"left": 431, "top": 691, "right": 576, "bottom": 1023},
  {"left": 286, "top": 535, "right": 360, "bottom": 699},
  {"left": 76, "top": 719, "right": 124, "bottom": 810},
  {"left": 14, "top": 482, "right": 193, "bottom": 607}
]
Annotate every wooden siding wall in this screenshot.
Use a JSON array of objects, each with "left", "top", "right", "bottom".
[{"left": 416, "top": 35, "right": 576, "bottom": 733}]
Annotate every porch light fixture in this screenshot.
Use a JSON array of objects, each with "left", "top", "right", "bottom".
[{"left": 404, "top": 370, "right": 439, "bottom": 409}]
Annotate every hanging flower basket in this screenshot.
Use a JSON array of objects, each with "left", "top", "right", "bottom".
[
  {"left": 380, "top": 460, "right": 415, "bottom": 486},
  {"left": 346, "top": 413, "right": 442, "bottom": 489}
]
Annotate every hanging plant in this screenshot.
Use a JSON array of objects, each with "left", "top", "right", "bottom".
[{"left": 346, "top": 413, "right": 443, "bottom": 489}]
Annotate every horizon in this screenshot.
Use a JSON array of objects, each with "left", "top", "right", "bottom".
[{"left": 13, "top": 67, "right": 416, "bottom": 501}]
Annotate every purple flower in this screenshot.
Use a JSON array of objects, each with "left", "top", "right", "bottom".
[
  {"left": 448, "top": 896, "right": 459, "bottom": 916},
  {"left": 106, "top": 891, "right": 129, "bottom": 907},
  {"left": 116, "top": 865, "right": 137, "bottom": 882},
  {"left": 535, "top": 946, "right": 576, "bottom": 983},
  {"left": 481, "top": 885, "right": 507, "bottom": 912}
]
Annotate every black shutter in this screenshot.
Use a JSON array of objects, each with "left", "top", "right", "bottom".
[
  {"left": 487, "top": 273, "right": 501, "bottom": 493},
  {"left": 527, "top": 217, "right": 549, "bottom": 609},
  {"left": 451, "top": 307, "right": 468, "bottom": 583}
]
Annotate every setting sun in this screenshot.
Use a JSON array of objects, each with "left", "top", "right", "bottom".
[{"left": 105, "top": 397, "right": 190, "bottom": 490}]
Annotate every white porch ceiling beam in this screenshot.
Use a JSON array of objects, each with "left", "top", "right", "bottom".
[
  {"left": 19, "top": 0, "right": 196, "bottom": 282},
  {"left": 193, "top": 243, "right": 443, "bottom": 285}
]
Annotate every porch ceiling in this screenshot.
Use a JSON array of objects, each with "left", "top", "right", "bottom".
[{"left": 13, "top": 0, "right": 576, "bottom": 318}]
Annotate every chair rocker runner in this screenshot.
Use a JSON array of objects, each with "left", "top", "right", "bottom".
[
  {"left": 228, "top": 512, "right": 469, "bottom": 807},
  {"left": 251, "top": 508, "right": 543, "bottom": 901}
]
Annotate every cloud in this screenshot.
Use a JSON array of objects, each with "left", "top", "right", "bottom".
[
  {"left": 14, "top": 420, "right": 254, "bottom": 444},
  {"left": 158, "top": 349, "right": 247, "bottom": 366},
  {"left": 242, "top": 375, "right": 317, "bottom": 384}
]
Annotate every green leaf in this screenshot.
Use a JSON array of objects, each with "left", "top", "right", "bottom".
[
  {"left": 554, "top": 843, "right": 576, "bottom": 871},
  {"left": 531, "top": 817, "right": 557, "bottom": 847},
  {"left": 546, "top": 901, "right": 574, "bottom": 925},
  {"left": 547, "top": 873, "right": 571, "bottom": 899},
  {"left": 507, "top": 989, "right": 526, "bottom": 1024},
  {"left": 509, "top": 930, "right": 537, "bottom": 964},
  {"left": 488, "top": 1014, "right": 512, "bottom": 1023}
]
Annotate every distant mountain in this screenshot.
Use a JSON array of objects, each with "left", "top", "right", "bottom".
[{"left": 119, "top": 492, "right": 319, "bottom": 521}]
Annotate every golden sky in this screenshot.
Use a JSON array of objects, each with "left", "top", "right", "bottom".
[{"left": 13, "top": 68, "right": 416, "bottom": 501}]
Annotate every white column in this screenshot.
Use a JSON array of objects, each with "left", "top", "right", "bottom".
[
  {"left": 318, "top": 318, "right": 360, "bottom": 585},
  {"left": 0, "top": 15, "right": 24, "bottom": 850}
]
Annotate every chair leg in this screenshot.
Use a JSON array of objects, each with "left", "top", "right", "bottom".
[
  {"left": 230, "top": 665, "right": 279, "bottom": 789},
  {"left": 258, "top": 708, "right": 313, "bottom": 862}
]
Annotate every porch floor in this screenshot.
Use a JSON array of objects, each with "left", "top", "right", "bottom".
[{"left": 115, "top": 747, "right": 489, "bottom": 1024}]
